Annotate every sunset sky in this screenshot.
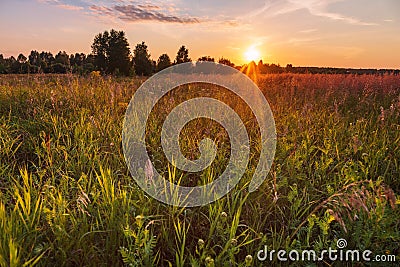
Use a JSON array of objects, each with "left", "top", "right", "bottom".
[{"left": 0, "top": 0, "right": 399, "bottom": 68}]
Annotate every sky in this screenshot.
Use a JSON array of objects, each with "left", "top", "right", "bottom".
[{"left": 0, "top": 0, "right": 399, "bottom": 68}]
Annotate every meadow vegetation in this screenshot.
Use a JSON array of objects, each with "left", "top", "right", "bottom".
[{"left": 0, "top": 73, "right": 399, "bottom": 266}]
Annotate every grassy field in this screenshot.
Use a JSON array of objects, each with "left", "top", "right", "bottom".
[{"left": 0, "top": 73, "right": 399, "bottom": 266}]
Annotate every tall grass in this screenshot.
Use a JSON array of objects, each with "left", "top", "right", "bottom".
[{"left": 0, "top": 73, "right": 399, "bottom": 266}]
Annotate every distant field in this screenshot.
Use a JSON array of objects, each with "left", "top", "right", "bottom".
[{"left": 0, "top": 73, "right": 399, "bottom": 266}]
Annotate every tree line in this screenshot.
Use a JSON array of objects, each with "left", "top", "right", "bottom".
[
  {"left": 0, "top": 29, "right": 235, "bottom": 76},
  {"left": 243, "top": 61, "right": 399, "bottom": 75},
  {"left": 1, "top": 29, "right": 397, "bottom": 75}
]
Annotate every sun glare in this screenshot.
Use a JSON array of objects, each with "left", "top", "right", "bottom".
[{"left": 245, "top": 47, "right": 261, "bottom": 62}]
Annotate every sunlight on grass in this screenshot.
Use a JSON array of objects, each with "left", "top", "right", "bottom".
[{"left": 0, "top": 73, "right": 399, "bottom": 265}]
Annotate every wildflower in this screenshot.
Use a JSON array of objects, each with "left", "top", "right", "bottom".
[
  {"left": 110, "top": 90, "right": 115, "bottom": 106},
  {"left": 245, "top": 255, "right": 253, "bottom": 266},
  {"left": 334, "top": 100, "right": 339, "bottom": 114},
  {"left": 220, "top": 211, "right": 227, "bottom": 218},
  {"left": 327, "top": 209, "right": 346, "bottom": 233},
  {"left": 390, "top": 103, "right": 395, "bottom": 114},
  {"left": 198, "top": 239, "right": 205, "bottom": 249},
  {"left": 384, "top": 186, "right": 396, "bottom": 210},
  {"left": 205, "top": 256, "right": 214, "bottom": 267},
  {"left": 50, "top": 90, "right": 57, "bottom": 110},
  {"left": 230, "top": 238, "right": 238, "bottom": 246},
  {"left": 145, "top": 159, "right": 154, "bottom": 185},
  {"left": 352, "top": 135, "right": 362, "bottom": 153},
  {"left": 272, "top": 171, "right": 278, "bottom": 203},
  {"left": 135, "top": 215, "right": 144, "bottom": 225},
  {"left": 379, "top": 106, "right": 385, "bottom": 122},
  {"left": 77, "top": 190, "right": 91, "bottom": 216},
  {"left": 90, "top": 70, "right": 101, "bottom": 77}
]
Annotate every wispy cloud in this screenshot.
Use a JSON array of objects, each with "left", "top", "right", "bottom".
[
  {"left": 298, "top": 28, "right": 318, "bottom": 34},
  {"left": 57, "top": 4, "right": 84, "bottom": 11},
  {"left": 88, "top": 5, "right": 115, "bottom": 17},
  {"left": 136, "top": 4, "right": 161, "bottom": 10},
  {"left": 298, "top": 0, "right": 377, "bottom": 26},
  {"left": 113, "top": 4, "right": 200, "bottom": 23},
  {"left": 37, "top": 0, "right": 60, "bottom": 3},
  {"left": 37, "top": 0, "right": 84, "bottom": 11},
  {"left": 248, "top": 0, "right": 377, "bottom": 26},
  {"left": 36, "top": 0, "right": 250, "bottom": 26}
]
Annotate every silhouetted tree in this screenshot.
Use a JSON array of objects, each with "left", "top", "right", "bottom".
[
  {"left": 55, "top": 51, "right": 69, "bottom": 65},
  {"left": 198, "top": 56, "right": 214, "bottom": 62},
  {"left": 83, "top": 54, "right": 95, "bottom": 73},
  {"left": 133, "top": 41, "right": 153, "bottom": 76},
  {"left": 91, "top": 31, "right": 109, "bottom": 72},
  {"left": 70, "top": 53, "right": 88, "bottom": 74},
  {"left": 0, "top": 54, "right": 5, "bottom": 73},
  {"left": 91, "top": 30, "right": 131, "bottom": 75},
  {"left": 218, "top": 57, "right": 235, "bottom": 67},
  {"left": 175, "top": 45, "right": 191, "bottom": 64},
  {"left": 15, "top": 54, "right": 29, "bottom": 73},
  {"left": 28, "top": 50, "right": 41, "bottom": 73},
  {"left": 0, "top": 50, "right": 94, "bottom": 74},
  {"left": 17, "top": 53, "right": 27, "bottom": 63},
  {"left": 268, "top": 63, "right": 284, "bottom": 74},
  {"left": 40, "top": 52, "right": 55, "bottom": 73},
  {"left": 107, "top": 30, "right": 131, "bottom": 75},
  {"left": 70, "top": 53, "right": 84, "bottom": 66},
  {"left": 286, "top": 64, "right": 293, "bottom": 73},
  {"left": 156, "top": 53, "right": 171, "bottom": 72},
  {"left": 257, "top": 60, "right": 267, "bottom": 73},
  {"left": 53, "top": 51, "right": 70, "bottom": 73},
  {"left": 29, "top": 51, "right": 40, "bottom": 65},
  {"left": 9, "top": 56, "right": 19, "bottom": 73}
]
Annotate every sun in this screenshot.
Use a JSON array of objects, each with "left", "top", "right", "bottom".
[{"left": 244, "top": 46, "right": 261, "bottom": 62}]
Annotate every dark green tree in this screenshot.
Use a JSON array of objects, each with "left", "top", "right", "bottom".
[
  {"left": 17, "top": 53, "right": 27, "bottom": 63},
  {"left": 70, "top": 53, "right": 85, "bottom": 66},
  {"left": 0, "top": 54, "right": 5, "bottom": 73},
  {"left": 29, "top": 50, "right": 40, "bottom": 65},
  {"left": 132, "top": 41, "right": 153, "bottom": 76},
  {"left": 91, "top": 31, "right": 109, "bottom": 72},
  {"left": 107, "top": 29, "right": 131, "bottom": 75},
  {"left": 175, "top": 45, "right": 191, "bottom": 64},
  {"left": 39, "top": 52, "right": 55, "bottom": 73},
  {"left": 51, "top": 51, "right": 70, "bottom": 73},
  {"left": 16, "top": 54, "right": 29, "bottom": 73},
  {"left": 91, "top": 30, "right": 131, "bottom": 75},
  {"left": 156, "top": 53, "right": 171, "bottom": 72},
  {"left": 83, "top": 54, "right": 95, "bottom": 73},
  {"left": 28, "top": 50, "right": 41, "bottom": 73},
  {"left": 55, "top": 51, "right": 70, "bottom": 65},
  {"left": 70, "top": 53, "right": 88, "bottom": 74},
  {"left": 9, "top": 56, "right": 20, "bottom": 73}
]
